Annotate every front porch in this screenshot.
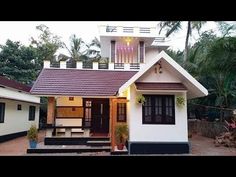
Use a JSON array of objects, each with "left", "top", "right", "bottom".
[{"left": 42, "top": 96, "right": 129, "bottom": 153}]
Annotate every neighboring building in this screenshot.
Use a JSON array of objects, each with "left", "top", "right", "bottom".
[
  {"left": 30, "top": 25, "right": 208, "bottom": 154},
  {"left": 0, "top": 76, "right": 40, "bottom": 142}
]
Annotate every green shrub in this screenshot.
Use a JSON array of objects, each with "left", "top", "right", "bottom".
[
  {"left": 136, "top": 95, "right": 146, "bottom": 105},
  {"left": 115, "top": 123, "right": 128, "bottom": 144},
  {"left": 176, "top": 96, "right": 185, "bottom": 108},
  {"left": 27, "top": 124, "right": 38, "bottom": 141}
]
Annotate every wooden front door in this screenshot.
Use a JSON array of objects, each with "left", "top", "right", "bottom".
[{"left": 84, "top": 98, "right": 109, "bottom": 133}]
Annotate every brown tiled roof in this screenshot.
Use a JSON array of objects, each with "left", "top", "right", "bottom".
[
  {"left": 135, "top": 82, "right": 187, "bottom": 90},
  {"left": 30, "top": 69, "right": 137, "bottom": 96},
  {"left": 0, "top": 76, "right": 31, "bottom": 92}
]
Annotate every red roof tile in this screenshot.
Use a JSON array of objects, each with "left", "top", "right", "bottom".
[
  {"left": 0, "top": 76, "right": 31, "bottom": 92},
  {"left": 30, "top": 69, "right": 137, "bottom": 96},
  {"left": 135, "top": 82, "right": 187, "bottom": 90}
]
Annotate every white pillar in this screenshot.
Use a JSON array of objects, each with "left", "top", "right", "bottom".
[
  {"left": 134, "top": 27, "right": 139, "bottom": 34},
  {"left": 109, "top": 63, "right": 114, "bottom": 70},
  {"left": 43, "top": 60, "right": 50, "bottom": 68},
  {"left": 60, "top": 61, "right": 66, "bottom": 69},
  {"left": 140, "top": 63, "right": 145, "bottom": 70},
  {"left": 124, "top": 63, "right": 130, "bottom": 70},
  {"left": 93, "top": 62, "right": 98, "bottom": 70},
  {"left": 76, "top": 61, "right": 83, "bottom": 69}
]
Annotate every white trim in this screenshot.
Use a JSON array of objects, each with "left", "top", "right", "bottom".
[
  {"left": 0, "top": 87, "right": 40, "bottom": 104},
  {"left": 30, "top": 95, "right": 118, "bottom": 98},
  {"left": 136, "top": 90, "right": 187, "bottom": 93},
  {"left": 143, "top": 42, "right": 145, "bottom": 63},
  {"left": 118, "top": 51, "right": 208, "bottom": 98}
]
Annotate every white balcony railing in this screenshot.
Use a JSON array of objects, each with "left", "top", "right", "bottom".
[
  {"left": 44, "top": 60, "right": 143, "bottom": 71},
  {"left": 99, "top": 25, "right": 159, "bottom": 37}
]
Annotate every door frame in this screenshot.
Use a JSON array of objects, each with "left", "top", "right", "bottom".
[{"left": 83, "top": 98, "right": 110, "bottom": 133}]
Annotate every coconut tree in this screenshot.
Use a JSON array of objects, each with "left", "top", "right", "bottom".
[
  {"left": 62, "top": 34, "right": 88, "bottom": 61},
  {"left": 159, "top": 21, "right": 206, "bottom": 62},
  {"left": 194, "top": 36, "right": 236, "bottom": 121},
  {"left": 87, "top": 37, "right": 101, "bottom": 60}
]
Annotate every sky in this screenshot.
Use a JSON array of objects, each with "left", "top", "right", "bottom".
[{"left": 0, "top": 21, "right": 221, "bottom": 56}]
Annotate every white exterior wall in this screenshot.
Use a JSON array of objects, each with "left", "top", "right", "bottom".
[
  {"left": 145, "top": 48, "right": 160, "bottom": 64},
  {"left": 128, "top": 60, "right": 188, "bottom": 143},
  {"left": 129, "top": 84, "right": 188, "bottom": 142},
  {"left": 0, "top": 98, "right": 40, "bottom": 136},
  {"left": 0, "top": 87, "right": 40, "bottom": 104},
  {"left": 100, "top": 38, "right": 111, "bottom": 58},
  {"left": 137, "top": 63, "right": 181, "bottom": 83}
]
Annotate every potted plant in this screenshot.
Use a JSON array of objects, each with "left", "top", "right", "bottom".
[
  {"left": 136, "top": 94, "right": 146, "bottom": 105},
  {"left": 115, "top": 123, "right": 128, "bottom": 150},
  {"left": 176, "top": 96, "right": 185, "bottom": 108},
  {"left": 27, "top": 124, "right": 38, "bottom": 148}
]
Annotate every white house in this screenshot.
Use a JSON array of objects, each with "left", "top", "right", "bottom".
[
  {"left": 30, "top": 24, "right": 208, "bottom": 154},
  {"left": 0, "top": 76, "right": 40, "bottom": 142}
]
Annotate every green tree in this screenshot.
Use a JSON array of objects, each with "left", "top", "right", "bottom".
[
  {"left": 31, "top": 24, "right": 63, "bottom": 70},
  {"left": 159, "top": 21, "right": 206, "bottom": 62},
  {"left": 60, "top": 34, "right": 88, "bottom": 61},
  {"left": 87, "top": 37, "right": 101, "bottom": 60},
  {"left": 0, "top": 40, "right": 37, "bottom": 84}
]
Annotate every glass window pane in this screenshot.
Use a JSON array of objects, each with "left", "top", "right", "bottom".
[{"left": 86, "top": 101, "right": 92, "bottom": 107}]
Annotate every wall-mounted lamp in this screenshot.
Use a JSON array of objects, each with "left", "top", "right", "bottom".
[
  {"left": 155, "top": 61, "right": 162, "bottom": 74},
  {"left": 125, "top": 37, "right": 132, "bottom": 46}
]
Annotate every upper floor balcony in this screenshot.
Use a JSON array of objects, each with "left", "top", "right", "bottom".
[{"left": 99, "top": 25, "right": 161, "bottom": 38}]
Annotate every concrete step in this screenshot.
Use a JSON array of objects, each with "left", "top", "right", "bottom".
[
  {"left": 45, "top": 137, "right": 110, "bottom": 145},
  {"left": 87, "top": 140, "right": 111, "bottom": 146},
  {"left": 27, "top": 145, "right": 111, "bottom": 154}
]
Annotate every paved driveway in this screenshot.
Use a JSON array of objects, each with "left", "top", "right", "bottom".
[{"left": 0, "top": 131, "right": 236, "bottom": 155}]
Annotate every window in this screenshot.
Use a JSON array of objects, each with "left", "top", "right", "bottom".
[
  {"left": 69, "top": 97, "right": 74, "bottom": 101},
  {"left": 117, "top": 103, "right": 126, "bottom": 122},
  {"left": 0, "top": 102, "right": 5, "bottom": 123},
  {"left": 17, "top": 104, "right": 22, "bottom": 110},
  {"left": 29, "top": 106, "right": 36, "bottom": 121},
  {"left": 84, "top": 100, "right": 92, "bottom": 127},
  {"left": 139, "top": 41, "right": 144, "bottom": 63},
  {"left": 111, "top": 40, "right": 116, "bottom": 63},
  {"left": 143, "top": 95, "right": 175, "bottom": 124}
]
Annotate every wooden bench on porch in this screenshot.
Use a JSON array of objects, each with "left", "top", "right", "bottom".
[{"left": 46, "top": 126, "right": 90, "bottom": 137}]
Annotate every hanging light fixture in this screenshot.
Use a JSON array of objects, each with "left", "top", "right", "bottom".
[
  {"left": 155, "top": 61, "right": 162, "bottom": 74},
  {"left": 125, "top": 37, "right": 132, "bottom": 46}
]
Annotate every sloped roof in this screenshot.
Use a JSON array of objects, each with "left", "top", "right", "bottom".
[
  {"left": 119, "top": 51, "right": 208, "bottom": 99},
  {"left": 0, "top": 76, "right": 31, "bottom": 92},
  {"left": 30, "top": 69, "right": 137, "bottom": 96}
]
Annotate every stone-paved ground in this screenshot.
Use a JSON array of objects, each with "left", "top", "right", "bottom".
[
  {"left": 1, "top": 131, "right": 236, "bottom": 156},
  {"left": 0, "top": 130, "right": 46, "bottom": 156}
]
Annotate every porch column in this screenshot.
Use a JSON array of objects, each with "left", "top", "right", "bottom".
[
  {"left": 43, "top": 60, "right": 50, "bottom": 68},
  {"left": 47, "top": 97, "right": 55, "bottom": 125},
  {"left": 111, "top": 98, "right": 129, "bottom": 152},
  {"left": 111, "top": 99, "right": 117, "bottom": 151}
]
